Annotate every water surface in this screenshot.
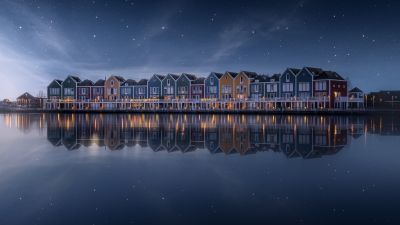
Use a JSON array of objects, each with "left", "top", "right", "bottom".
[{"left": 0, "top": 113, "right": 399, "bottom": 225}]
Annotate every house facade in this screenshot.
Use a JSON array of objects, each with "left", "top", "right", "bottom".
[
  {"left": 234, "top": 71, "right": 258, "bottom": 100},
  {"left": 105, "top": 75, "right": 125, "bottom": 101},
  {"left": 162, "top": 74, "right": 179, "bottom": 100},
  {"left": 296, "top": 67, "right": 318, "bottom": 98},
  {"left": 47, "top": 79, "right": 63, "bottom": 100},
  {"left": 280, "top": 68, "right": 299, "bottom": 98},
  {"left": 134, "top": 79, "right": 148, "bottom": 99},
  {"left": 92, "top": 79, "right": 105, "bottom": 101},
  {"left": 176, "top": 73, "right": 197, "bottom": 99},
  {"left": 120, "top": 79, "right": 136, "bottom": 99},
  {"left": 62, "top": 76, "right": 81, "bottom": 100},
  {"left": 77, "top": 79, "right": 93, "bottom": 101},
  {"left": 190, "top": 78, "right": 205, "bottom": 100},
  {"left": 313, "top": 71, "right": 347, "bottom": 108},
  {"left": 265, "top": 74, "right": 280, "bottom": 98},
  {"left": 220, "top": 72, "right": 238, "bottom": 100},
  {"left": 148, "top": 74, "right": 165, "bottom": 99},
  {"left": 250, "top": 75, "right": 269, "bottom": 100},
  {"left": 204, "top": 72, "right": 222, "bottom": 99}
]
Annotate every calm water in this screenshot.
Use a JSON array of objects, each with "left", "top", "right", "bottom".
[{"left": 0, "top": 113, "right": 400, "bottom": 225}]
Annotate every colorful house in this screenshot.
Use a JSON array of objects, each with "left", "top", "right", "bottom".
[
  {"left": 250, "top": 75, "right": 269, "bottom": 100},
  {"left": 120, "top": 79, "right": 136, "bottom": 99},
  {"left": 234, "top": 71, "right": 258, "bottom": 100},
  {"left": 190, "top": 77, "right": 205, "bottom": 100},
  {"left": 134, "top": 79, "right": 148, "bottom": 99},
  {"left": 162, "top": 74, "right": 179, "bottom": 100},
  {"left": 219, "top": 72, "right": 238, "bottom": 100},
  {"left": 280, "top": 68, "right": 299, "bottom": 98},
  {"left": 313, "top": 71, "right": 347, "bottom": 108},
  {"left": 204, "top": 72, "right": 223, "bottom": 99},
  {"left": 265, "top": 74, "right": 280, "bottom": 98},
  {"left": 92, "top": 79, "right": 105, "bottom": 101},
  {"left": 47, "top": 79, "right": 63, "bottom": 100},
  {"left": 105, "top": 75, "right": 125, "bottom": 101},
  {"left": 176, "top": 73, "right": 197, "bottom": 99},
  {"left": 348, "top": 87, "right": 364, "bottom": 108},
  {"left": 148, "top": 74, "right": 165, "bottom": 99},
  {"left": 296, "top": 67, "right": 320, "bottom": 98},
  {"left": 62, "top": 75, "right": 81, "bottom": 100},
  {"left": 77, "top": 79, "right": 93, "bottom": 101}
]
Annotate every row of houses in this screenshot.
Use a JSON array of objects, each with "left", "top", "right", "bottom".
[{"left": 47, "top": 67, "right": 364, "bottom": 109}]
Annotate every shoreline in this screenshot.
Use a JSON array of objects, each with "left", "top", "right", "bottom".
[{"left": 0, "top": 108, "right": 398, "bottom": 115}]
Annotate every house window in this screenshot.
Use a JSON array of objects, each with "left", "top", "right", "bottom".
[
  {"left": 315, "top": 81, "right": 326, "bottom": 91},
  {"left": 286, "top": 74, "right": 290, "bottom": 82},
  {"left": 298, "top": 82, "right": 310, "bottom": 92},
  {"left": 63, "top": 88, "right": 74, "bottom": 96},
  {"left": 209, "top": 86, "right": 217, "bottom": 94},
  {"left": 240, "top": 77, "right": 243, "bottom": 84},
  {"left": 111, "top": 80, "right": 114, "bottom": 86},
  {"left": 167, "top": 79, "right": 170, "bottom": 86},
  {"left": 49, "top": 88, "right": 60, "bottom": 95},
  {"left": 282, "top": 83, "right": 293, "bottom": 92},
  {"left": 210, "top": 77, "right": 214, "bottom": 85},
  {"left": 138, "top": 87, "right": 144, "bottom": 94}
]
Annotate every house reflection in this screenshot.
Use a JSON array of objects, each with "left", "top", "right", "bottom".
[{"left": 4, "top": 113, "right": 400, "bottom": 159}]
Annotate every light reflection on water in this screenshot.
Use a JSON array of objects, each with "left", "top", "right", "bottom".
[{"left": 0, "top": 113, "right": 400, "bottom": 225}]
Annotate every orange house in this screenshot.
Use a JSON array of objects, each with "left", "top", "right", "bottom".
[
  {"left": 233, "top": 71, "right": 258, "bottom": 100},
  {"left": 219, "top": 71, "right": 238, "bottom": 100},
  {"left": 104, "top": 75, "right": 125, "bottom": 100}
]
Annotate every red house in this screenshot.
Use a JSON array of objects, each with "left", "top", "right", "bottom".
[
  {"left": 190, "top": 77, "right": 205, "bottom": 100},
  {"left": 313, "top": 71, "right": 347, "bottom": 108}
]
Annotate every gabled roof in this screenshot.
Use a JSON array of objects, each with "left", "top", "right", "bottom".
[
  {"left": 17, "top": 92, "right": 36, "bottom": 100},
  {"left": 114, "top": 76, "right": 125, "bottom": 82},
  {"left": 314, "top": 71, "right": 345, "bottom": 80},
  {"left": 224, "top": 71, "right": 239, "bottom": 78},
  {"left": 123, "top": 79, "right": 137, "bottom": 86},
  {"left": 54, "top": 79, "right": 63, "bottom": 85},
  {"left": 182, "top": 73, "right": 197, "bottom": 81},
  {"left": 65, "top": 75, "right": 81, "bottom": 83},
  {"left": 240, "top": 71, "right": 258, "bottom": 79},
  {"left": 137, "top": 79, "right": 148, "bottom": 85},
  {"left": 304, "top": 67, "right": 323, "bottom": 76},
  {"left": 167, "top": 73, "right": 180, "bottom": 80},
  {"left": 270, "top": 74, "right": 281, "bottom": 82},
  {"left": 251, "top": 74, "right": 269, "bottom": 83},
  {"left": 154, "top": 74, "right": 165, "bottom": 81},
  {"left": 94, "top": 79, "right": 105, "bottom": 86},
  {"left": 287, "top": 68, "right": 300, "bottom": 75},
  {"left": 349, "top": 87, "right": 363, "bottom": 93},
  {"left": 78, "top": 79, "right": 94, "bottom": 86},
  {"left": 191, "top": 77, "right": 205, "bottom": 85},
  {"left": 210, "top": 72, "right": 223, "bottom": 79}
]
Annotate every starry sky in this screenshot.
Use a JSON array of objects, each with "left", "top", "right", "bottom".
[{"left": 0, "top": 0, "right": 399, "bottom": 99}]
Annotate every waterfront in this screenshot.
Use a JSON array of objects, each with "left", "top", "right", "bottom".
[{"left": 1, "top": 113, "right": 400, "bottom": 224}]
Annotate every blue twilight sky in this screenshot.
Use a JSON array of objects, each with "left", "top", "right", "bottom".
[{"left": 0, "top": 0, "right": 399, "bottom": 99}]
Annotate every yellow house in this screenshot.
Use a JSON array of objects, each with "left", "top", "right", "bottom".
[
  {"left": 233, "top": 71, "right": 258, "bottom": 100},
  {"left": 219, "top": 71, "right": 238, "bottom": 100}
]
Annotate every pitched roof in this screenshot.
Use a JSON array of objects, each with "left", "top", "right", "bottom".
[
  {"left": 349, "top": 87, "right": 363, "bottom": 93},
  {"left": 288, "top": 68, "right": 301, "bottom": 75},
  {"left": 54, "top": 79, "right": 63, "bottom": 85},
  {"left": 137, "top": 79, "right": 148, "bottom": 85},
  {"left": 270, "top": 74, "right": 281, "bottom": 81},
  {"left": 114, "top": 76, "right": 125, "bottom": 82},
  {"left": 69, "top": 75, "right": 81, "bottom": 83},
  {"left": 240, "top": 71, "right": 258, "bottom": 79},
  {"left": 182, "top": 73, "right": 197, "bottom": 81},
  {"left": 210, "top": 72, "right": 223, "bottom": 79},
  {"left": 17, "top": 92, "right": 36, "bottom": 100},
  {"left": 251, "top": 74, "right": 269, "bottom": 83},
  {"left": 154, "top": 74, "right": 165, "bottom": 80},
  {"left": 94, "top": 79, "right": 105, "bottom": 86},
  {"left": 304, "top": 67, "right": 324, "bottom": 75},
  {"left": 225, "top": 71, "right": 238, "bottom": 78},
  {"left": 191, "top": 77, "right": 205, "bottom": 85},
  {"left": 314, "top": 71, "right": 345, "bottom": 80},
  {"left": 124, "top": 79, "right": 137, "bottom": 86},
  {"left": 167, "top": 73, "right": 180, "bottom": 80},
  {"left": 78, "top": 79, "right": 94, "bottom": 86}
]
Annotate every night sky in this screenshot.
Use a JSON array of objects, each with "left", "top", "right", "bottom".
[{"left": 0, "top": 0, "right": 399, "bottom": 99}]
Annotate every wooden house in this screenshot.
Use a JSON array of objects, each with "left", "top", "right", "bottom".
[
  {"left": 219, "top": 71, "right": 238, "bottom": 100},
  {"left": 105, "top": 75, "right": 125, "bottom": 101},
  {"left": 148, "top": 74, "right": 165, "bottom": 99},
  {"left": 204, "top": 72, "right": 223, "bottom": 99},
  {"left": 47, "top": 79, "right": 63, "bottom": 100},
  {"left": 190, "top": 77, "right": 205, "bottom": 100},
  {"left": 62, "top": 75, "right": 81, "bottom": 100},
  {"left": 77, "top": 79, "right": 93, "bottom": 101},
  {"left": 161, "top": 74, "right": 179, "bottom": 100},
  {"left": 176, "top": 73, "right": 197, "bottom": 99}
]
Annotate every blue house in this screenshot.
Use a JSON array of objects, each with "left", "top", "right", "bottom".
[
  {"left": 162, "top": 74, "right": 179, "bottom": 100},
  {"left": 176, "top": 73, "right": 197, "bottom": 99},
  {"left": 120, "top": 79, "right": 136, "bottom": 99},
  {"left": 250, "top": 75, "right": 269, "bottom": 100},
  {"left": 265, "top": 74, "right": 280, "bottom": 98},
  {"left": 148, "top": 74, "right": 165, "bottom": 99},
  {"left": 280, "top": 68, "right": 299, "bottom": 98},
  {"left": 47, "top": 79, "right": 63, "bottom": 100},
  {"left": 134, "top": 79, "right": 148, "bottom": 99},
  {"left": 205, "top": 72, "right": 223, "bottom": 99},
  {"left": 296, "top": 67, "right": 323, "bottom": 98},
  {"left": 62, "top": 75, "right": 81, "bottom": 100}
]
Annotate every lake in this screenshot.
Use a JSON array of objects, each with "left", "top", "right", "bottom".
[{"left": 0, "top": 113, "right": 399, "bottom": 225}]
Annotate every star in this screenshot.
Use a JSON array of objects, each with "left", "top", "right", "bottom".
[
  {"left": 161, "top": 26, "right": 166, "bottom": 30},
  {"left": 18, "top": 26, "right": 23, "bottom": 30},
  {"left": 93, "top": 34, "right": 97, "bottom": 38}
]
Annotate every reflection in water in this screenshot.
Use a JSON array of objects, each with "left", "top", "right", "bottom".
[{"left": 4, "top": 113, "right": 400, "bottom": 159}]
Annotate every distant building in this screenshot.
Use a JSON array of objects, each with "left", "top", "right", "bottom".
[
  {"left": 17, "top": 92, "right": 42, "bottom": 108},
  {"left": 367, "top": 90, "right": 400, "bottom": 109}
]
